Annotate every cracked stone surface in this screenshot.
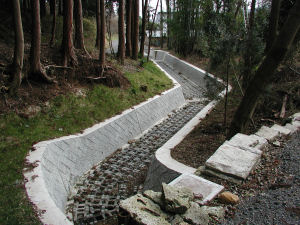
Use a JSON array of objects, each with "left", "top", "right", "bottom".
[{"left": 66, "top": 57, "right": 216, "bottom": 224}]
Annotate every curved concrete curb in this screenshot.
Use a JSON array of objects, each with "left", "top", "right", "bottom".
[
  {"left": 24, "top": 64, "right": 185, "bottom": 224},
  {"left": 143, "top": 50, "right": 231, "bottom": 190}
]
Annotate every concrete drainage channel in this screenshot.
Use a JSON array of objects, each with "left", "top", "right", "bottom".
[{"left": 24, "top": 50, "right": 227, "bottom": 224}]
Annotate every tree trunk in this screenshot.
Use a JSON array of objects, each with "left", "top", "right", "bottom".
[
  {"left": 160, "top": 0, "right": 163, "bottom": 49},
  {"left": 49, "top": 0, "right": 55, "bottom": 15},
  {"left": 266, "top": 0, "right": 282, "bottom": 52},
  {"left": 166, "top": 0, "right": 171, "bottom": 49},
  {"left": 10, "top": 0, "right": 24, "bottom": 95},
  {"left": 50, "top": 0, "right": 56, "bottom": 46},
  {"left": 59, "top": 0, "right": 62, "bottom": 15},
  {"left": 126, "top": 0, "right": 132, "bottom": 57},
  {"left": 118, "top": 0, "right": 125, "bottom": 64},
  {"left": 99, "top": 0, "right": 106, "bottom": 68},
  {"left": 40, "top": 0, "right": 46, "bottom": 18},
  {"left": 227, "top": 0, "right": 300, "bottom": 139},
  {"left": 242, "top": 0, "right": 256, "bottom": 90},
  {"left": 30, "top": 0, "right": 53, "bottom": 82},
  {"left": 139, "top": 0, "right": 148, "bottom": 56},
  {"left": 95, "top": 0, "right": 101, "bottom": 48},
  {"left": 132, "top": 0, "right": 139, "bottom": 59},
  {"left": 62, "top": 0, "right": 77, "bottom": 66},
  {"left": 74, "top": 0, "right": 88, "bottom": 53}
]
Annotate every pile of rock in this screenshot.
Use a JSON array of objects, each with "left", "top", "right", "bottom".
[{"left": 120, "top": 183, "right": 225, "bottom": 225}]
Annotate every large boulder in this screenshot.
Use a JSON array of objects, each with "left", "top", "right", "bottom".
[
  {"left": 119, "top": 194, "right": 170, "bottom": 225},
  {"left": 162, "top": 183, "right": 193, "bottom": 214}
]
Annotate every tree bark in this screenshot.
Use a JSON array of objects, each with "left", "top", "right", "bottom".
[
  {"left": 160, "top": 0, "right": 163, "bottom": 49},
  {"left": 118, "top": 0, "right": 125, "bottom": 64},
  {"left": 30, "top": 0, "right": 53, "bottom": 82},
  {"left": 242, "top": 0, "right": 256, "bottom": 90},
  {"left": 139, "top": 0, "right": 148, "bottom": 56},
  {"left": 10, "top": 0, "right": 24, "bottom": 95},
  {"left": 62, "top": 0, "right": 77, "bottom": 66},
  {"left": 266, "top": 0, "right": 282, "bottom": 52},
  {"left": 50, "top": 0, "right": 56, "bottom": 46},
  {"left": 227, "top": 0, "right": 300, "bottom": 139},
  {"left": 166, "top": 0, "right": 171, "bottom": 49},
  {"left": 40, "top": 0, "right": 46, "bottom": 18},
  {"left": 74, "top": 0, "right": 87, "bottom": 53},
  {"left": 95, "top": 0, "right": 101, "bottom": 48},
  {"left": 126, "top": 0, "right": 132, "bottom": 57},
  {"left": 99, "top": 0, "right": 106, "bottom": 68},
  {"left": 132, "top": 0, "right": 139, "bottom": 59}
]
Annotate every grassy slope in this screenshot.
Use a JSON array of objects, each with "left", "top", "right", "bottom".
[{"left": 0, "top": 61, "right": 172, "bottom": 225}]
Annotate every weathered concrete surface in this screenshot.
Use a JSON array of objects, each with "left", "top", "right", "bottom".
[
  {"left": 162, "top": 183, "right": 193, "bottom": 214},
  {"left": 205, "top": 143, "right": 261, "bottom": 180},
  {"left": 143, "top": 190, "right": 164, "bottom": 207},
  {"left": 24, "top": 75, "right": 185, "bottom": 224},
  {"left": 119, "top": 194, "right": 170, "bottom": 225},
  {"left": 169, "top": 174, "right": 224, "bottom": 205}
]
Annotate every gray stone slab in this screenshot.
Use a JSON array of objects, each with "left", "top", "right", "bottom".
[
  {"left": 228, "top": 133, "right": 267, "bottom": 150},
  {"left": 284, "top": 123, "right": 300, "bottom": 133},
  {"left": 168, "top": 174, "right": 224, "bottom": 204},
  {"left": 255, "top": 126, "right": 280, "bottom": 141},
  {"left": 224, "top": 140, "right": 262, "bottom": 155},
  {"left": 205, "top": 143, "right": 261, "bottom": 180},
  {"left": 271, "top": 124, "right": 292, "bottom": 135}
]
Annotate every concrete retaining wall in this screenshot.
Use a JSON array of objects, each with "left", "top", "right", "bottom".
[{"left": 24, "top": 64, "right": 185, "bottom": 224}]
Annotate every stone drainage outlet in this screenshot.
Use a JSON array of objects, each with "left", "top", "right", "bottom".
[{"left": 24, "top": 50, "right": 226, "bottom": 225}]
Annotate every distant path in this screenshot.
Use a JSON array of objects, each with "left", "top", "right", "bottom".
[{"left": 224, "top": 132, "right": 300, "bottom": 225}]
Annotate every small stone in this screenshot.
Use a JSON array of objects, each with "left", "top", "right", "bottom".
[
  {"left": 20, "top": 105, "right": 41, "bottom": 118},
  {"left": 272, "top": 140, "right": 281, "bottom": 147},
  {"left": 143, "top": 190, "right": 164, "bottom": 207},
  {"left": 182, "top": 202, "right": 209, "bottom": 225},
  {"left": 162, "top": 183, "right": 193, "bottom": 214},
  {"left": 218, "top": 192, "right": 239, "bottom": 205}
]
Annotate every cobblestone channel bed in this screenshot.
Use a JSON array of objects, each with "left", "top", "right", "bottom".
[{"left": 67, "top": 61, "right": 214, "bottom": 224}]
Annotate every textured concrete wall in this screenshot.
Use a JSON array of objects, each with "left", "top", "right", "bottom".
[{"left": 24, "top": 64, "right": 185, "bottom": 224}]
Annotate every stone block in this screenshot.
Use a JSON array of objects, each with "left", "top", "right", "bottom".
[
  {"left": 271, "top": 124, "right": 291, "bottom": 135},
  {"left": 169, "top": 174, "right": 224, "bottom": 204},
  {"left": 205, "top": 143, "right": 261, "bottom": 180},
  {"left": 228, "top": 133, "right": 267, "bottom": 150},
  {"left": 255, "top": 126, "right": 280, "bottom": 141}
]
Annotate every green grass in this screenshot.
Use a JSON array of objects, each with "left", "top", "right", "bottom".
[{"left": 0, "top": 61, "right": 172, "bottom": 225}]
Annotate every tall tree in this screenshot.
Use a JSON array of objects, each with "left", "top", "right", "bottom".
[
  {"left": 266, "top": 0, "right": 282, "bottom": 52},
  {"left": 227, "top": 0, "right": 300, "bottom": 138},
  {"left": 10, "top": 0, "right": 24, "bottom": 95},
  {"left": 132, "top": 0, "right": 139, "bottom": 59},
  {"left": 95, "top": 0, "right": 101, "bottom": 48},
  {"left": 40, "top": 0, "right": 46, "bottom": 18},
  {"left": 166, "top": 0, "right": 171, "bottom": 49},
  {"left": 242, "top": 0, "right": 256, "bottom": 90},
  {"left": 99, "top": 0, "right": 106, "bottom": 69},
  {"left": 74, "top": 0, "right": 88, "bottom": 55},
  {"left": 49, "top": 0, "right": 56, "bottom": 47},
  {"left": 140, "top": 0, "right": 148, "bottom": 56},
  {"left": 160, "top": 0, "right": 163, "bottom": 48},
  {"left": 118, "top": 0, "right": 125, "bottom": 64},
  {"left": 29, "top": 0, "right": 53, "bottom": 82},
  {"left": 126, "top": 0, "right": 132, "bottom": 56},
  {"left": 61, "top": 0, "right": 77, "bottom": 66}
]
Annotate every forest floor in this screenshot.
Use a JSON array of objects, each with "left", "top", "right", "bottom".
[{"left": 170, "top": 52, "right": 300, "bottom": 169}]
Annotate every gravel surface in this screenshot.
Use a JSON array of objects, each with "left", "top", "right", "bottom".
[{"left": 224, "top": 132, "right": 300, "bottom": 225}]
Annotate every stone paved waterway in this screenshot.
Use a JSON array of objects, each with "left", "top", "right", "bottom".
[{"left": 67, "top": 60, "right": 215, "bottom": 224}]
